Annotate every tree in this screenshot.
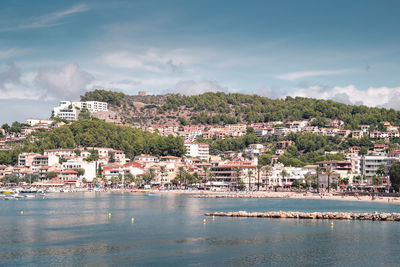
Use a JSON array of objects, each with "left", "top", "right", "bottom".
[
  {"left": 2, "top": 123, "right": 10, "bottom": 133},
  {"left": 324, "top": 166, "right": 335, "bottom": 193},
  {"left": 315, "top": 166, "right": 322, "bottom": 192},
  {"left": 256, "top": 164, "right": 263, "bottom": 191},
  {"left": 125, "top": 173, "right": 134, "bottom": 188},
  {"left": 74, "top": 168, "right": 85, "bottom": 177},
  {"left": 160, "top": 166, "right": 167, "bottom": 186},
  {"left": 202, "top": 165, "right": 210, "bottom": 184},
  {"left": 109, "top": 153, "right": 115, "bottom": 163},
  {"left": 177, "top": 166, "right": 186, "bottom": 189},
  {"left": 178, "top": 116, "right": 188, "bottom": 126},
  {"left": 143, "top": 168, "right": 156, "bottom": 185},
  {"left": 389, "top": 162, "right": 400, "bottom": 192},
  {"left": 234, "top": 167, "right": 242, "bottom": 189},
  {"left": 97, "top": 164, "right": 103, "bottom": 178},
  {"left": 46, "top": 172, "right": 58, "bottom": 180},
  {"left": 281, "top": 169, "right": 289, "bottom": 186},
  {"left": 247, "top": 170, "right": 253, "bottom": 190},
  {"left": 377, "top": 164, "right": 386, "bottom": 178}
]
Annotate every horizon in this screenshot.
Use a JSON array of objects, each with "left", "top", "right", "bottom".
[{"left": 1, "top": 0, "right": 400, "bottom": 122}]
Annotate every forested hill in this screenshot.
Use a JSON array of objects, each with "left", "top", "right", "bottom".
[
  {"left": 81, "top": 90, "right": 400, "bottom": 129},
  {"left": 0, "top": 119, "right": 186, "bottom": 165}
]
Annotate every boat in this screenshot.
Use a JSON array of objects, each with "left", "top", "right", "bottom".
[
  {"left": 1, "top": 190, "right": 13, "bottom": 194},
  {"left": 20, "top": 188, "right": 38, "bottom": 193},
  {"left": 25, "top": 195, "right": 35, "bottom": 198},
  {"left": 11, "top": 193, "right": 24, "bottom": 199}
]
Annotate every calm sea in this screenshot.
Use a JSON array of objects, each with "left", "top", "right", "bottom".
[{"left": 1, "top": 193, "right": 400, "bottom": 266}]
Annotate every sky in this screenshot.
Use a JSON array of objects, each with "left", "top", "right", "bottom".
[{"left": 1, "top": 0, "right": 400, "bottom": 123}]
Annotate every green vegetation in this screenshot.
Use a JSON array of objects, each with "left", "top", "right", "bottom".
[
  {"left": 81, "top": 89, "right": 126, "bottom": 106},
  {"left": 197, "top": 130, "right": 346, "bottom": 167},
  {"left": 0, "top": 119, "right": 186, "bottom": 165},
  {"left": 389, "top": 162, "right": 400, "bottom": 191},
  {"left": 197, "top": 134, "right": 259, "bottom": 155},
  {"left": 160, "top": 92, "right": 400, "bottom": 128}
]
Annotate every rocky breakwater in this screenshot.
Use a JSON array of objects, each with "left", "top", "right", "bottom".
[{"left": 205, "top": 211, "right": 400, "bottom": 221}]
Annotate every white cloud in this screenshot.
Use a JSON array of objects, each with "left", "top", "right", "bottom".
[
  {"left": 276, "top": 69, "right": 353, "bottom": 81},
  {"left": 290, "top": 85, "right": 400, "bottom": 109},
  {"left": 173, "top": 80, "right": 228, "bottom": 95},
  {"left": 1, "top": 4, "right": 89, "bottom": 31},
  {"left": 36, "top": 63, "right": 93, "bottom": 99},
  {"left": 101, "top": 49, "right": 195, "bottom": 74},
  {"left": 0, "top": 47, "right": 29, "bottom": 59}
]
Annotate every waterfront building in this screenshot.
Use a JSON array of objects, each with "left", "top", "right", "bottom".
[
  {"left": 211, "top": 161, "right": 257, "bottom": 189},
  {"left": 62, "top": 159, "right": 97, "bottom": 181},
  {"left": 360, "top": 155, "right": 390, "bottom": 178}
]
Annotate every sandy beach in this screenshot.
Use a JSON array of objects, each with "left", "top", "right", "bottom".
[{"left": 187, "top": 191, "right": 400, "bottom": 204}]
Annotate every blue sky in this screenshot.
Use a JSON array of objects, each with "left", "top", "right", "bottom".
[{"left": 1, "top": 0, "right": 400, "bottom": 122}]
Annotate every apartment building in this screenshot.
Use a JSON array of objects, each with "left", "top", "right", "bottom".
[
  {"left": 360, "top": 155, "right": 390, "bottom": 178},
  {"left": 52, "top": 100, "right": 108, "bottom": 120},
  {"left": 184, "top": 142, "right": 209, "bottom": 160}
]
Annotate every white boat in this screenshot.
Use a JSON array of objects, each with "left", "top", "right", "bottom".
[
  {"left": 11, "top": 194, "right": 24, "bottom": 199},
  {"left": 25, "top": 194, "right": 35, "bottom": 198}
]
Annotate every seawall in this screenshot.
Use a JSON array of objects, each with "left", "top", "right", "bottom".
[{"left": 205, "top": 211, "right": 400, "bottom": 221}]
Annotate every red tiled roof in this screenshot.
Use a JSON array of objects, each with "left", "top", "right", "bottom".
[{"left": 62, "top": 169, "right": 78, "bottom": 174}]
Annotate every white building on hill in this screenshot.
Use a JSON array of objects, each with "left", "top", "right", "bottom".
[
  {"left": 184, "top": 142, "right": 209, "bottom": 160},
  {"left": 52, "top": 101, "right": 108, "bottom": 120}
]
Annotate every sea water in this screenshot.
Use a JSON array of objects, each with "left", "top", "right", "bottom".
[{"left": 1, "top": 193, "right": 400, "bottom": 266}]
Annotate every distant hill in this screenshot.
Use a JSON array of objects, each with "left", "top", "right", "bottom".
[{"left": 80, "top": 89, "right": 400, "bottom": 129}]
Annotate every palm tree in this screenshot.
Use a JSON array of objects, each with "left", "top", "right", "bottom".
[
  {"left": 315, "top": 166, "right": 322, "bottom": 192},
  {"left": 177, "top": 166, "right": 185, "bottom": 189},
  {"left": 324, "top": 166, "right": 335, "bottom": 193},
  {"left": 160, "top": 166, "right": 167, "bottom": 187},
  {"left": 248, "top": 170, "right": 253, "bottom": 190},
  {"left": 235, "top": 167, "right": 242, "bottom": 190},
  {"left": 202, "top": 165, "right": 210, "bottom": 184},
  {"left": 303, "top": 173, "right": 310, "bottom": 190},
  {"left": 281, "top": 169, "right": 288, "bottom": 188},
  {"left": 256, "top": 165, "right": 262, "bottom": 191},
  {"left": 376, "top": 164, "right": 386, "bottom": 187}
]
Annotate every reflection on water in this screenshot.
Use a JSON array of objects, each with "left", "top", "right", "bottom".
[{"left": 1, "top": 193, "right": 400, "bottom": 266}]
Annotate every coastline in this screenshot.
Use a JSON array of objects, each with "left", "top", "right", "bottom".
[{"left": 108, "top": 189, "right": 400, "bottom": 205}]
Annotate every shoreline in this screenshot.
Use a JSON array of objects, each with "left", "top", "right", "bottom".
[{"left": 112, "top": 189, "right": 400, "bottom": 205}]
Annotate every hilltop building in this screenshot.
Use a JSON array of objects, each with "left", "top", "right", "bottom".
[{"left": 52, "top": 101, "right": 108, "bottom": 120}]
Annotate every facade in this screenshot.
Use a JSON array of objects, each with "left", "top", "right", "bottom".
[
  {"left": 360, "top": 155, "right": 389, "bottom": 178},
  {"left": 184, "top": 142, "right": 209, "bottom": 160},
  {"left": 211, "top": 161, "right": 257, "bottom": 189},
  {"left": 62, "top": 159, "right": 97, "bottom": 181},
  {"left": 26, "top": 118, "right": 53, "bottom": 127},
  {"left": 52, "top": 101, "right": 108, "bottom": 120}
]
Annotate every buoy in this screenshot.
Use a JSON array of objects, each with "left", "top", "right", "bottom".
[
  {"left": 212, "top": 215, "right": 215, "bottom": 220},
  {"left": 20, "top": 211, "right": 23, "bottom": 215},
  {"left": 203, "top": 219, "right": 206, "bottom": 224},
  {"left": 131, "top": 217, "right": 134, "bottom": 223},
  {"left": 331, "top": 222, "right": 334, "bottom": 227}
]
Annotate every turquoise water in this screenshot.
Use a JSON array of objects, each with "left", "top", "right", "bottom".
[{"left": 1, "top": 193, "right": 400, "bottom": 266}]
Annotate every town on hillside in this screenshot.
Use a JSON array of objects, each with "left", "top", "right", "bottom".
[{"left": 1, "top": 93, "right": 400, "bottom": 193}]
